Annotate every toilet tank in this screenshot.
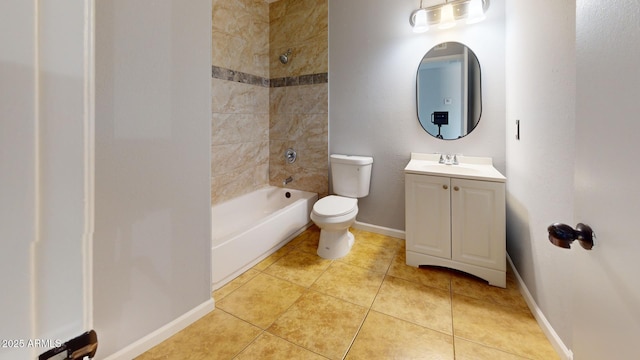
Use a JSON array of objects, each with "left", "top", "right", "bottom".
[{"left": 330, "top": 154, "right": 373, "bottom": 198}]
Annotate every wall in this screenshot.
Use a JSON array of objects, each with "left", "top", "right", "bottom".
[
  {"left": 329, "top": 0, "right": 506, "bottom": 231},
  {"left": 94, "top": 0, "right": 212, "bottom": 357},
  {"left": 269, "top": 0, "right": 329, "bottom": 197},
  {"left": 211, "top": 0, "right": 270, "bottom": 204},
  {"left": 505, "top": 0, "right": 576, "bottom": 354}
]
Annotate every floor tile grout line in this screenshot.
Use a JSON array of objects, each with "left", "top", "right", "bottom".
[
  {"left": 452, "top": 291, "right": 534, "bottom": 315},
  {"left": 370, "top": 273, "right": 458, "bottom": 338},
  {"left": 228, "top": 229, "right": 547, "bottom": 359},
  {"left": 143, "top": 227, "right": 556, "bottom": 359},
  {"left": 449, "top": 276, "right": 456, "bottom": 359},
  {"left": 230, "top": 328, "right": 266, "bottom": 360},
  {"left": 254, "top": 229, "right": 393, "bottom": 359},
  {"left": 341, "top": 307, "right": 373, "bottom": 360},
  {"left": 452, "top": 336, "right": 539, "bottom": 360}
]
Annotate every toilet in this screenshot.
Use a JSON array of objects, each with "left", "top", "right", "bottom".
[{"left": 311, "top": 154, "right": 373, "bottom": 259}]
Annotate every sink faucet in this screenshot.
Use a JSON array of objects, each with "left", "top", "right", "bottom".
[
  {"left": 283, "top": 176, "right": 293, "bottom": 186},
  {"left": 439, "top": 153, "right": 459, "bottom": 165}
]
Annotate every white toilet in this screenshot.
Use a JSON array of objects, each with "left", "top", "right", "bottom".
[{"left": 311, "top": 154, "right": 373, "bottom": 259}]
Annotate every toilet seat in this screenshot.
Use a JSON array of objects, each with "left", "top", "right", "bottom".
[{"left": 312, "top": 195, "right": 357, "bottom": 217}]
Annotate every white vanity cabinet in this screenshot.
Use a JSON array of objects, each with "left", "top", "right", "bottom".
[{"left": 404, "top": 153, "right": 506, "bottom": 287}]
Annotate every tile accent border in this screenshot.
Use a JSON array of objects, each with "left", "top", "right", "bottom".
[
  {"left": 212, "top": 66, "right": 269, "bottom": 87},
  {"left": 269, "top": 73, "right": 328, "bottom": 87},
  {"left": 211, "top": 65, "right": 328, "bottom": 88}
]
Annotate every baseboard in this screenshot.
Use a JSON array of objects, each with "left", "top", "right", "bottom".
[
  {"left": 353, "top": 221, "right": 405, "bottom": 239},
  {"left": 103, "top": 298, "right": 215, "bottom": 360},
  {"left": 507, "top": 254, "right": 573, "bottom": 360}
]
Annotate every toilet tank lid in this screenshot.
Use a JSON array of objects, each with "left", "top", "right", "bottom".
[{"left": 330, "top": 154, "right": 373, "bottom": 165}]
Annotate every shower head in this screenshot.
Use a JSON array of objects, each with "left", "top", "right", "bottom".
[{"left": 279, "top": 49, "right": 292, "bottom": 64}]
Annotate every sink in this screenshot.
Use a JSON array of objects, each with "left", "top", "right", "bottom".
[
  {"left": 404, "top": 153, "right": 506, "bottom": 182},
  {"left": 419, "top": 164, "right": 482, "bottom": 175}
]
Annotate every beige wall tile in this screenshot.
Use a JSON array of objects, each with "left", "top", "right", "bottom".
[
  {"left": 212, "top": 79, "right": 268, "bottom": 114},
  {"left": 212, "top": 113, "right": 268, "bottom": 145},
  {"left": 212, "top": 0, "right": 269, "bottom": 77},
  {"left": 212, "top": 0, "right": 328, "bottom": 203}
]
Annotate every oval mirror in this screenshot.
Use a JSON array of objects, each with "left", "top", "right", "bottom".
[{"left": 416, "top": 42, "right": 482, "bottom": 140}]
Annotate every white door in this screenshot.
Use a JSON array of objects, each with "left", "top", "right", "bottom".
[
  {"left": 573, "top": 1, "right": 640, "bottom": 358},
  {"left": 405, "top": 174, "right": 451, "bottom": 258},
  {"left": 451, "top": 178, "right": 505, "bottom": 271}
]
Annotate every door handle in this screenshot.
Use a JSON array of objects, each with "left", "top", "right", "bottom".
[{"left": 547, "top": 223, "right": 595, "bottom": 250}]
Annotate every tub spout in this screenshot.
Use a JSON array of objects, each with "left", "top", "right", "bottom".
[{"left": 283, "top": 176, "right": 293, "bottom": 186}]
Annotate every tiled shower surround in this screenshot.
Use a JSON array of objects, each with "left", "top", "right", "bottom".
[{"left": 211, "top": 0, "right": 328, "bottom": 204}]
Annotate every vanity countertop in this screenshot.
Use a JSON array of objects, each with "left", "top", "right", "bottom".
[{"left": 404, "top": 153, "right": 506, "bottom": 183}]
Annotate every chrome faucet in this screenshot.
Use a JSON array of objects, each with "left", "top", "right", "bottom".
[
  {"left": 439, "top": 153, "right": 459, "bottom": 165},
  {"left": 283, "top": 176, "right": 293, "bottom": 186}
]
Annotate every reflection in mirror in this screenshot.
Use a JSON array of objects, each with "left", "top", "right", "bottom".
[{"left": 417, "top": 42, "right": 482, "bottom": 140}]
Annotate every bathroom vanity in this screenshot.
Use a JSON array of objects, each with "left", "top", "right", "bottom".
[{"left": 404, "top": 153, "right": 506, "bottom": 287}]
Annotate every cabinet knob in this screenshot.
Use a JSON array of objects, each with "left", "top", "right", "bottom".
[
  {"left": 454, "top": 186, "right": 460, "bottom": 191},
  {"left": 443, "top": 185, "right": 448, "bottom": 190}
]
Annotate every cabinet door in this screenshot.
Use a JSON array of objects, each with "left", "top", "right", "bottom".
[
  {"left": 451, "top": 178, "right": 505, "bottom": 270},
  {"left": 405, "top": 174, "right": 451, "bottom": 259}
]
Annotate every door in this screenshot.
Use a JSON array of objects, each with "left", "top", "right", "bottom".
[
  {"left": 573, "top": 1, "right": 640, "bottom": 358},
  {"left": 451, "top": 178, "right": 505, "bottom": 271},
  {"left": 405, "top": 174, "right": 451, "bottom": 258}
]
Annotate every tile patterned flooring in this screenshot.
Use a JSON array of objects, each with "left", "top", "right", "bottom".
[{"left": 137, "top": 226, "right": 559, "bottom": 360}]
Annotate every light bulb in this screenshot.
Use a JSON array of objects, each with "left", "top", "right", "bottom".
[
  {"left": 466, "top": 0, "right": 486, "bottom": 24},
  {"left": 438, "top": 3, "right": 456, "bottom": 29},
  {"left": 412, "top": 9, "right": 429, "bottom": 33}
]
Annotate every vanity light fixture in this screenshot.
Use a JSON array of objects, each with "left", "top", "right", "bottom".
[
  {"left": 438, "top": 2, "right": 456, "bottom": 29},
  {"left": 410, "top": 0, "right": 490, "bottom": 32},
  {"left": 412, "top": 8, "right": 429, "bottom": 33},
  {"left": 466, "top": 0, "right": 486, "bottom": 24}
]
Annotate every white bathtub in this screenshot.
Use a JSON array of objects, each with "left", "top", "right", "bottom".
[{"left": 211, "top": 186, "right": 318, "bottom": 290}]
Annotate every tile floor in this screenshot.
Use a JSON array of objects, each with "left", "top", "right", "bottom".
[{"left": 137, "top": 226, "right": 559, "bottom": 360}]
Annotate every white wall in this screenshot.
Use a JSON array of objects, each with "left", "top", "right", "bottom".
[
  {"left": 329, "top": 0, "right": 506, "bottom": 231},
  {"left": 505, "top": 0, "right": 576, "bottom": 352},
  {"left": 94, "top": 0, "right": 212, "bottom": 357}
]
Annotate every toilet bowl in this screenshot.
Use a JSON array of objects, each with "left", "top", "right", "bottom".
[
  {"left": 311, "top": 154, "right": 373, "bottom": 259},
  {"left": 310, "top": 195, "right": 358, "bottom": 259}
]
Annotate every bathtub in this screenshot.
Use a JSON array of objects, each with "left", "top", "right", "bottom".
[{"left": 211, "top": 186, "right": 318, "bottom": 290}]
